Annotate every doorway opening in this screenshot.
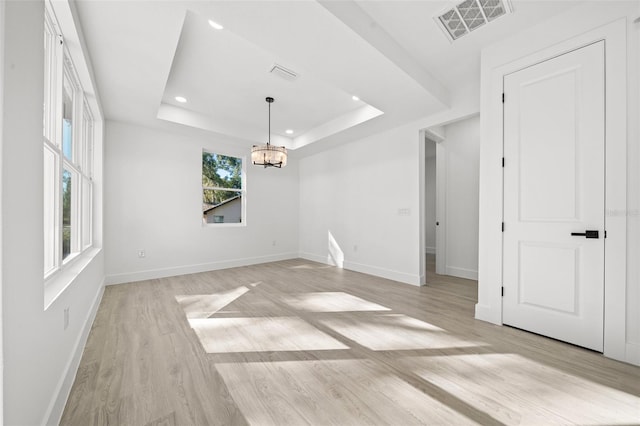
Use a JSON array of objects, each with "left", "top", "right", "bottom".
[
  {"left": 425, "top": 135, "right": 437, "bottom": 283},
  {"left": 420, "top": 128, "right": 446, "bottom": 285},
  {"left": 419, "top": 116, "right": 481, "bottom": 287}
]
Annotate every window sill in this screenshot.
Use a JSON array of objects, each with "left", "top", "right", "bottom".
[
  {"left": 44, "top": 247, "right": 102, "bottom": 310},
  {"left": 202, "top": 222, "right": 246, "bottom": 228}
]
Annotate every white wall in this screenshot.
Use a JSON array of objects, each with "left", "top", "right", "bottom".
[
  {"left": 299, "top": 123, "right": 422, "bottom": 285},
  {"left": 626, "top": 2, "right": 640, "bottom": 361},
  {"left": 1, "top": 2, "right": 105, "bottom": 425},
  {"left": 0, "top": 0, "right": 4, "bottom": 421},
  {"left": 477, "top": 2, "right": 640, "bottom": 366},
  {"left": 104, "top": 121, "right": 299, "bottom": 283},
  {"left": 441, "top": 116, "right": 480, "bottom": 280},
  {"left": 297, "top": 87, "right": 480, "bottom": 287},
  {"left": 425, "top": 153, "right": 436, "bottom": 253}
]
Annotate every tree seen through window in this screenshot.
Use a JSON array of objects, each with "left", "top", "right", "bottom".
[{"left": 202, "top": 151, "right": 243, "bottom": 224}]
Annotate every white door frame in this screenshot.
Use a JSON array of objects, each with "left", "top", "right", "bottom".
[
  {"left": 476, "top": 17, "right": 628, "bottom": 362},
  {"left": 0, "top": 0, "right": 5, "bottom": 420},
  {"left": 427, "top": 130, "right": 447, "bottom": 276},
  {"left": 419, "top": 130, "right": 427, "bottom": 285},
  {"left": 419, "top": 129, "right": 447, "bottom": 284}
]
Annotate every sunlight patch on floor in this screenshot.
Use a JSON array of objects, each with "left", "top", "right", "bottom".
[
  {"left": 188, "top": 317, "right": 349, "bottom": 353},
  {"left": 175, "top": 286, "right": 249, "bottom": 318},
  {"left": 281, "top": 292, "right": 391, "bottom": 313},
  {"left": 319, "top": 314, "right": 483, "bottom": 350},
  {"left": 215, "top": 359, "right": 475, "bottom": 425},
  {"left": 402, "top": 353, "right": 640, "bottom": 425}
]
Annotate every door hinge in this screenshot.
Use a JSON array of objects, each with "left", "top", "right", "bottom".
[
  {"left": 502, "top": 157, "right": 505, "bottom": 168},
  {"left": 502, "top": 93, "right": 505, "bottom": 103},
  {"left": 604, "top": 230, "right": 607, "bottom": 238},
  {"left": 501, "top": 286, "right": 504, "bottom": 297},
  {"left": 501, "top": 222, "right": 505, "bottom": 232}
]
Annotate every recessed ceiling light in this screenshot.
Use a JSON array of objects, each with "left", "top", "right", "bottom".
[
  {"left": 175, "top": 96, "right": 187, "bottom": 103},
  {"left": 285, "top": 129, "right": 294, "bottom": 135},
  {"left": 352, "top": 95, "right": 360, "bottom": 101},
  {"left": 208, "top": 19, "right": 224, "bottom": 30}
]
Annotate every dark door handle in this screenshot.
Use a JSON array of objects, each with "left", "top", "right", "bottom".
[{"left": 571, "top": 230, "right": 599, "bottom": 239}]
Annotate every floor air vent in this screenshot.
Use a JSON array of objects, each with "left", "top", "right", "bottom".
[{"left": 436, "top": 0, "right": 512, "bottom": 42}]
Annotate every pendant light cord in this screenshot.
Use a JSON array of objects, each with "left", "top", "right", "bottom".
[
  {"left": 265, "top": 96, "right": 274, "bottom": 146},
  {"left": 268, "top": 100, "right": 271, "bottom": 145}
]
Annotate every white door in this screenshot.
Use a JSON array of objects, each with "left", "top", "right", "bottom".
[{"left": 502, "top": 41, "right": 605, "bottom": 352}]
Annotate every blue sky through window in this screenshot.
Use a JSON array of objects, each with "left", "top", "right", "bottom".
[
  {"left": 217, "top": 169, "right": 230, "bottom": 179},
  {"left": 63, "top": 119, "right": 72, "bottom": 159}
]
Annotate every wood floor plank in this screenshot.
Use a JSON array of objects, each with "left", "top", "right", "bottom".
[{"left": 61, "top": 257, "right": 640, "bottom": 425}]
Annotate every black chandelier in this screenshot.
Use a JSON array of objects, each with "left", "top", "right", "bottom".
[{"left": 251, "top": 97, "right": 287, "bottom": 168}]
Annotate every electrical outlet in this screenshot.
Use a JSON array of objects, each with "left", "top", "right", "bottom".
[
  {"left": 138, "top": 250, "right": 146, "bottom": 258},
  {"left": 272, "top": 240, "right": 276, "bottom": 246},
  {"left": 64, "top": 307, "right": 70, "bottom": 330},
  {"left": 353, "top": 245, "right": 358, "bottom": 252}
]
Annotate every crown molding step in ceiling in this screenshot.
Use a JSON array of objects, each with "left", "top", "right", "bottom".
[
  {"left": 73, "top": 0, "right": 584, "bottom": 154},
  {"left": 157, "top": 8, "right": 385, "bottom": 151}
]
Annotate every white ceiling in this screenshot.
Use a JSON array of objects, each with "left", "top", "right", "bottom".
[
  {"left": 163, "top": 11, "right": 365, "bottom": 138},
  {"left": 73, "top": 0, "right": 582, "bottom": 154}
]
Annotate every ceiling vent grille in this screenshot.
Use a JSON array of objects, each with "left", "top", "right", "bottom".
[
  {"left": 435, "top": 0, "right": 512, "bottom": 42},
  {"left": 269, "top": 63, "right": 298, "bottom": 82}
]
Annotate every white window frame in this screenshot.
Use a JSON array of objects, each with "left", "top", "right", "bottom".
[
  {"left": 202, "top": 149, "right": 246, "bottom": 226},
  {"left": 43, "top": 4, "right": 94, "bottom": 279}
]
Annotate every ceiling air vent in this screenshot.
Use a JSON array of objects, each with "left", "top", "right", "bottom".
[
  {"left": 435, "top": 0, "right": 512, "bottom": 42},
  {"left": 269, "top": 63, "right": 298, "bottom": 82}
]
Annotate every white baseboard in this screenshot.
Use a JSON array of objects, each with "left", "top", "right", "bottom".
[
  {"left": 425, "top": 246, "right": 436, "bottom": 255},
  {"left": 298, "top": 251, "right": 336, "bottom": 266},
  {"left": 475, "top": 303, "right": 501, "bottom": 325},
  {"left": 45, "top": 279, "right": 105, "bottom": 426},
  {"left": 343, "top": 261, "right": 422, "bottom": 286},
  {"left": 626, "top": 342, "right": 640, "bottom": 366},
  {"left": 105, "top": 252, "right": 298, "bottom": 285},
  {"left": 445, "top": 266, "right": 478, "bottom": 280},
  {"left": 298, "top": 252, "right": 422, "bottom": 286}
]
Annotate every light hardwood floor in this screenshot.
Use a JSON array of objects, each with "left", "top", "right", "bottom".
[{"left": 61, "top": 257, "right": 640, "bottom": 425}]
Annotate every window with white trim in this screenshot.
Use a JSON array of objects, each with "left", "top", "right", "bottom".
[
  {"left": 202, "top": 151, "right": 245, "bottom": 224},
  {"left": 43, "top": 6, "right": 94, "bottom": 277}
]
